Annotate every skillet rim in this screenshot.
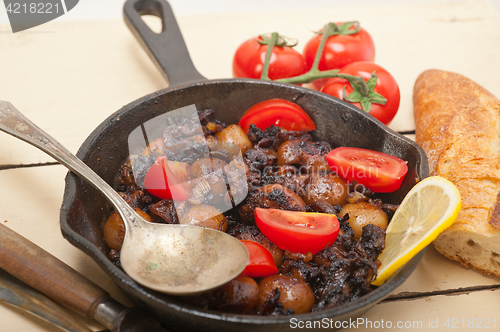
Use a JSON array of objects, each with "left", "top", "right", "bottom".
[{"left": 60, "top": 77, "right": 429, "bottom": 325}]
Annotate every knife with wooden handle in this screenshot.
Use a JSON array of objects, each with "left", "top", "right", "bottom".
[
  {"left": 0, "top": 268, "right": 96, "bottom": 332},
  {"left": 0, "top": 224, "right": 171, "bottom": 332}
]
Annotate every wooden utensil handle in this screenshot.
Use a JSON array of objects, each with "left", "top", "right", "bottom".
[{"left": 0, "top": 224, "right": 109, "bottom": 318}]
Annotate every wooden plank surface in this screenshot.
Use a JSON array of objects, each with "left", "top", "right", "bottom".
[
  {"left": 363, "top": 288, "right": 500, "bottom": 331},
  {"left": 1, "top": 0, "right": 500, "bottom": 331}
]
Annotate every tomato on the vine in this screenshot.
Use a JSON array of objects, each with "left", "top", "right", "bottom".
[
  {"left": 321, "top": 61, "right": 400, "bottom": 125},
  {"left": 238, "top": 99, "right": 316, "bottom": 133},
  {"left": 326, "top": 147, "right": 408, "bottom": 193},
  {"left": 303, "top": 22, "right": 375, "bottom": 90},
  {"left": 233, "top": 35, "right": 307, "bottom": 80}
]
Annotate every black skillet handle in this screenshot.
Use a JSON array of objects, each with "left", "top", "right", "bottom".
[{"left": 123, "top": 0, "right": 206, "bottom": 87}]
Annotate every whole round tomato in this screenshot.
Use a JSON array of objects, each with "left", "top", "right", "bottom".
[
  {"left": 321, "top": 61, "right": 400, "bottom": 125},
  {"left": 303, "top": 22, "right": 375, "bottom": 90},
  {"left": 233, "top": 36, "right": 307, "bottom": 80}
]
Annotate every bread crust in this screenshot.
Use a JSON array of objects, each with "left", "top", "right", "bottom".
[{"left": 414, "top": 69, "right": 500, "bottom": 278}]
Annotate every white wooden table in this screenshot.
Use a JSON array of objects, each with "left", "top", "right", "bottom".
[{"left": 1, "top": 1, "right": 500, "bottom": 330}]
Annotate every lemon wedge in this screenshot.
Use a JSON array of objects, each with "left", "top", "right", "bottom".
[{"left": 372, "top": 176, "right": 461, "bottom": 286}]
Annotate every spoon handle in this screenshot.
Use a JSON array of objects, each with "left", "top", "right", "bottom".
[{"left": 0, "top": 101, "right": 138, "bottom": 224}]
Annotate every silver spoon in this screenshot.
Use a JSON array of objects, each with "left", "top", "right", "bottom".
[{"left": 0, "top": 101, "right": 248, "bottom": 295}]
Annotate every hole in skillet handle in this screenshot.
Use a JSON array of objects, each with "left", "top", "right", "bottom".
[
  {"left": 124, "top": 0, "right": 206, "bottom": 87},
  {"left": 134, "top": 0, "right": 163, "bottom": 34},
  {"left": 141, "top": 15, "right": 162, "bottom": 34}
]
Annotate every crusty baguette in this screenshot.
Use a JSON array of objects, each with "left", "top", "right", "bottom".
[{"left": 414, "top": 69, "right": 500, "bottom": 279}]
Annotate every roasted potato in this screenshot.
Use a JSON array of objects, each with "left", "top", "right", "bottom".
[
  {"left": 215, "top": 124, "right": 253, "bottom": 154},
  {"left": 103, "top": 208, "right": 152, "bottom": 250},
  {"left": 301, "top": 171, "right": 348, "bottom": 206},
  {"left": 339, "top": 202, "right": 388, "bottom": 239},
  {"left": 179, "top": 204, "right": 227, "bottom": 231},
  {"left": 215, "top": 275, "right": 260, "bottom": 314},
  {"left": 258, "top": 275, "right": 315, "bottom": 314}
]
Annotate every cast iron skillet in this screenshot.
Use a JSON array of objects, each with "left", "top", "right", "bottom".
[{"left": 60, "top": 0, "right": 429, "bottom": 331}]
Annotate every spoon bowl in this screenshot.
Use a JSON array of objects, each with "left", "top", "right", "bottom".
[
  {"left": 121, "top": 222, "right": 248, "bottom": 295},
  {"left": 0, "top": 100, "right": 249, "bottom": 295}
]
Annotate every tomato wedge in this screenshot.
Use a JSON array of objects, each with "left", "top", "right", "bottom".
[
  {"left": 238, "top": 99, "right": 316, "bottom": 133},
  {"left": 240, "top": 240, "right": 278, "bottom": 278},
  {"left": 143, "top": 156, "right": 191, "bottom": 201},
  {"left": 255, "top": 208, "right": 339, "bottom": 254},
  {"left": 326, "top": 147, "right": 408, "bottom": 193}
]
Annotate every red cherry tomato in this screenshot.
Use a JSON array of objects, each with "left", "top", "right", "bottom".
[
  {"left": 233, "top": 36, "right": 307, "bottom": 80},
  {"left": 255, "top": 208, "right": 339, "bottom": 254},
  {"left": 143, "top": 156, "right": 191, "bottom": 201},
  {"left": 321, "top": 61, "right": 400, "bottom": 125},
  {"left": 303, "top": 23, "right": 375, "bottom": 90},
  {"left": 238, "top": 99, "right": 316, "bottom": 133},
  {"left": 326, "top": 147, "right": 408, "bottom": 193},
  {"left": 240, "top": 240, "right": 278, "bottom": 278}
]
